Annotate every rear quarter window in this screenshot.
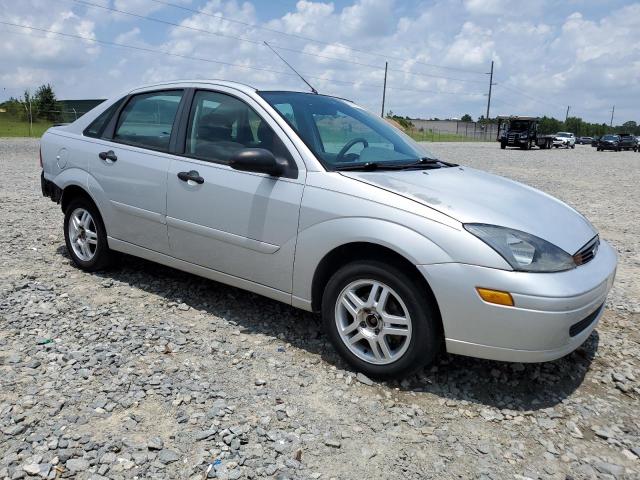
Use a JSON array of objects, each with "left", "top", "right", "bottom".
[{"left": 83, "top": 98, "right": 125, "bottom": 138}]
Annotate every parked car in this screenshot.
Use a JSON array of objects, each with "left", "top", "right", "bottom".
[
  {"left": 40, "top": 80, "right": 617, "bottom": 378},
  {"left": 577, "top": 136, "right": 593, "bottom": 145},
  {"left": 591, "top": 136, "right": 600, "bottom": 147},
  {"left": 616, "top": 133, "right": 638, "bottom": 151},
  {"left": 597, "top": 134, "right": 622, "bottom": 151},
  {"left": 553, "top": 132, "right": 576, "bottom": 148}
]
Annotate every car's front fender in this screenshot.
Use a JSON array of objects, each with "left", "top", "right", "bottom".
[{"left": 291, "top": 217, "right": 452, "bottom": 309}]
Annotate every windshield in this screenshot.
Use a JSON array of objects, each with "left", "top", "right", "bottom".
[
  {"left": 602, "top": 135, "right": 618, "bottom": 140},
  {"left": 509, "top": 120, "right": 530, "bottom": 131},
  {"left": 259, "top": 91, "right": 436, "bottom": 169},
  {"left": 556, "top": 132, "right": 571, "bottom": 137}
]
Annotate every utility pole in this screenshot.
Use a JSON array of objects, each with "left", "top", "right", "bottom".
[
  {"left": 23, "top": 100, "right": 32, "bottom": 137},
  {"left": 381, "top": 61, "right": 388, "bottom": 118},
  {"left": 565, "top": 106, "right": 570, "bottom": 123},
  {"left": 610, "top": 105, "right": 615, "bottom": 128},
  {"left": 485, "top": 60, "right": 494, "bottom": 121}
]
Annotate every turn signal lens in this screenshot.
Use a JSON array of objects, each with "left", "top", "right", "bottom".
[{"left": 476, "top": 288, "right": 514, "bottom": 307}]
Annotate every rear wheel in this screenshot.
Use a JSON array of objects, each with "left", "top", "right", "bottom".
[
  {"left": 64, "top": 197, "right": 112, "bottom": 271},
  {"left": 322, "top": 260, "right": 441, "bottom": 378}
]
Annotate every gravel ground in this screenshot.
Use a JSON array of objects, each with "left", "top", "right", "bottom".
[{"left": 1, "top": 138, "right": 638, "bottom": 480}]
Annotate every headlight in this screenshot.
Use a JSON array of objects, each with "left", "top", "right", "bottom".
[{"left": 464, "top": 224, "right": 576, "bottom": 272}]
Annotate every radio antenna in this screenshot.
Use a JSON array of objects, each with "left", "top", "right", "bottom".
[{"left": 264, "top": 41, "right": 318, "bottom": 94}]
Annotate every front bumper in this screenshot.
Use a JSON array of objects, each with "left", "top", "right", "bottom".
[{"left": 419, "top": 240, "right": 617, "bottom": 363}]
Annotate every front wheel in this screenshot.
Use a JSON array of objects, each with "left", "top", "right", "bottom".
[
  {"left": 322, "top": 260, "right": 441, "bottom": 378},
  {"left": 64, "top": 198, "right": 112, "bottom": 271}
]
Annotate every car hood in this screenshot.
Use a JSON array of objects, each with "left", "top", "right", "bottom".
[{"left": 341, "top": 166, "right": 596, "bottom": 254}]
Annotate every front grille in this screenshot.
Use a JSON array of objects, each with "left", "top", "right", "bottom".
[
  {"left": 569, "top": 303, "right": 604, "bottom": 337},
  {"left": 573, "top": 235, "right": 599, "bottom": 266},
  {"left": 507, "top": 133, "right": 516, "bottom": 144}
]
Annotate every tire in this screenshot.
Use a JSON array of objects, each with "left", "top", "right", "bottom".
[
  {"left": 571, "top": 145, "right": 575, "bottom": 149},
  {"left": 500, "top": 142, "right": 506, "bottom": 150},
  {"left": 322, "top": 260, "right": 441, "bottom": 379},
  {"left": 597, "top": 147, "right": 601, "bottom": 151},
  {"left": 63, "top": 197, "right": 112, "bottom": 271}
]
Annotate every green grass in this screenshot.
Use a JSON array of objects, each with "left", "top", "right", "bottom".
[
  {"left": 405, "top": 129, "right": 492, "bottom": 142},
  {"left": 0, "top": 116, "right": 53, "bottom": 137}
]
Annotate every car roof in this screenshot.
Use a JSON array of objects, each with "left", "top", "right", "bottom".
[
  {"left": 127, "top": 79, "right": 259, "bottom": 95},
  {"left": 125, "top": 80, "right": 350, "bottom": 101}
]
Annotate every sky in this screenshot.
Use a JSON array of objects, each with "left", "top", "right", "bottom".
[{"left": 1, "top": 0, "right": 639, "bottom": 124}]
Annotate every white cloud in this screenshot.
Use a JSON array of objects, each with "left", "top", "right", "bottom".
[
  {"left": 0, "top": 0, "right": 639, "bottom": 123},
  {"left": 444, "top": 21, "right": 497, "bottom": 66},
  {"left": 463, "top": 0, "right": 507, "bottom": 15}
]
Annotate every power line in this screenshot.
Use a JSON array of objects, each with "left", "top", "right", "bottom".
[
  {"left": 65, "top": 0, "right": 486, "bottom": 86},
  {"left": 143, "top": 0, "right": 486, "bottom": 75},
  {"left": 495, "top": 83, "right": 564, "bottom": 112},
  {"left": 0, "top": 22, "right": 486, "bottom": 99},
  {"left": 271, "top": 44, "right": 487, "bottom": 84}
]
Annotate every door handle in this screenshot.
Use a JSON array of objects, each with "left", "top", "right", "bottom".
[
  {"left": 177, "top": 170, "right": 204, "bottom": 184},
  {"left": 98, "top": 150, "right": 117, "bottom": 162}
]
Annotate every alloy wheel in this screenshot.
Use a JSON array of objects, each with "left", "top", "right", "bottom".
[
  {"left": 334, "top": 279, "right": 412, "bottom": 365},
  {"left": 68, "top": 207, "right": 98, "bottom": 261}
]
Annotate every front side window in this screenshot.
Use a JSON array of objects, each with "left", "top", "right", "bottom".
[
  {"left": 185, "top": 90, "right": 293, "bottom": 167},
  {"left": 259, "top": 91, "right": 435, "bottom": 169},
  {"left": 83, "top": 98, "right": 123, "bottom": 138},
  {"left": 114, "top": 90, "right": 183, "bottom": 151}
]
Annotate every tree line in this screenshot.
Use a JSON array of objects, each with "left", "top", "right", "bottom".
[
  {"left": 1, "top": 84, "right": 60, "bottom": 122},
  {"left": 462, "top": 113, "right": 639, "bottom": 137}
]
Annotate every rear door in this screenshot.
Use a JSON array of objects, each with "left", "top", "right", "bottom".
[
  {"left": 166, "top": 88, "right": 305, "bottom": 293},
  {"left": 86, "top": 89, "right": 185, "bottom": 254}
]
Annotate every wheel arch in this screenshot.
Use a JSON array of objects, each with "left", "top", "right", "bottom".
[
  {"left": 61, "top": 184, "right": 98, "bottom": 214},
  {"left": 309, "top": 242, "right": 442, "bottom": 333}
]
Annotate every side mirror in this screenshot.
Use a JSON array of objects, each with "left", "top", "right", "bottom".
[{"left": 229, "top": 148, "right": 284, "bottom": 176}]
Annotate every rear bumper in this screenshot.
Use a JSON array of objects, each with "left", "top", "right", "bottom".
[
  {"left": 41, "top": 171, "right": 62, "bottom": 202},
  {"left": 419, "top": 240, "right": 617, "bottom": 363}
]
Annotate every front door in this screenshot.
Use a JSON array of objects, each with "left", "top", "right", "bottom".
[
  {"left": 88, "top": 89, "right": 185, "bottom": 254},
  {"left": 166, "top": 89, "right": 305, "bottom": 293}
]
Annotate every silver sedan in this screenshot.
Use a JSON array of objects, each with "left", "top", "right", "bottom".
[{"left": 40, "top": 80, "right": 617, "bottom": 378}]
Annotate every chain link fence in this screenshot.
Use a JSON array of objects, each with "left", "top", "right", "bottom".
[
  {"left": 0, "top": 108, "right": 91, "bottom": 137},
  {"left": 406, "top": 119, "right": 499, "bottom": 142}
]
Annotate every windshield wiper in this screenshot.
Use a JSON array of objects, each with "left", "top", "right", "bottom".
[
  {"left": 335, "top": 162, "right": 385, "bottom": 171},
  {"left": 403, "top": 157, "right": 458, "bottom": 168},
  {"left": 335, "top": 157, "right": 457, "bottom": 171}
]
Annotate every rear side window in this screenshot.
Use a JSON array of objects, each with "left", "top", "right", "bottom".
[
  {"left": 185, "top": 90, "right": 294, "bottom": 167},
  {"left": 114, "top": 90, "right": 183, "bottom": 152},
  {"left": 83, "top": 98, "right": 124, "bottom": 138}
]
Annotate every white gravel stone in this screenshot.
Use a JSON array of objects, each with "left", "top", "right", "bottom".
[{"left": 0, "top": 139, "right": 637, "bottom": 479}]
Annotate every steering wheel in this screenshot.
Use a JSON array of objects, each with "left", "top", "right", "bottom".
[{"left": 336, "top": 138, "right": 369, "bottom": 162}]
